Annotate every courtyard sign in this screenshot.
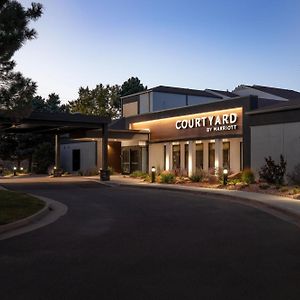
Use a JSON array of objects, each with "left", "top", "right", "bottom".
[
  {"left": 130, "top": 107, "right": 243, "bottom": 142},
  {"left": 175, "top": 112, "right": 238, "bottom": 133}
]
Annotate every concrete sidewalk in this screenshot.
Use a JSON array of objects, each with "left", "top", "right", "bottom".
[{"left": 93, "top": 175, "right": 300, "bottom": 225}]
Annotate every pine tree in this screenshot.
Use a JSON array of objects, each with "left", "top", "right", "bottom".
[{"left": 0, "top": 0, "right": 43, "bottom": 118}]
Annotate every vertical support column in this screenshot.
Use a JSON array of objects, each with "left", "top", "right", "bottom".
[
  {"left": 188, "top": 141, "right": 195, "bottom": 177},
  {"left": 180, "top": 142, "right": 185, "bottom": 174},
  {"left": 203, "top": 141, "right": 209, "bottom": 172},
  {"left": 169, "top": 143, "right": 173, "bottom": 171},
  {"left": 165, "top": 143, "right": 171, "bottom": 171},
  {"left": 100, "top": 124, "right": 110, "bottom": 181},
  {"left": 96, "top": 138, "right": 102, "bottom": 170},
  {"left": 215, "top": 139, "right": 222, "bottom": 172},
  {"left": 55, "top": 134, "right": 61, "bottom": 169}
]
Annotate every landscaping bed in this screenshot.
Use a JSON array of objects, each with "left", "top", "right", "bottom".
[
  {"left": 178, "top": 181, "right": 300, "bottom": 200},
  {"left": 0, "top": 191, "right": 45, "bottom": 225},
  {"left": 126, "top": 169, "right": 300, "bottom": 200}
]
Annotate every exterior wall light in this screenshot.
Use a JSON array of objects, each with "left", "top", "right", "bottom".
[
  {"left": 151, "top": 166, "right": 156, "bottom": 183},
  {"left": 20, "top": 167, "right": 24, "bottom": 173},
  {"left": 223, "top": 168, "right": 228, "bottom": 185}
]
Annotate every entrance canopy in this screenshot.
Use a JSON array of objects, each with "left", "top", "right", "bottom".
[
  {"left": 0, "top": 110, "right": 111, "bottom": 180},
  {"left": 0, "top": 111, "right": 110, "bottom": 134}
]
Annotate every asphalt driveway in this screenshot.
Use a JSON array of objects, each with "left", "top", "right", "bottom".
[{"left": 1, "top": 179, "right": 300, "bottom": 299}]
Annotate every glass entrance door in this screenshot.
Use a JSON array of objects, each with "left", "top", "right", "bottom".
[
  {"left": 121, "top": 147, "right": 141, "bottom": 174},
  {"left": 130, "top": 149, "right": 139, "bottom": 173},
  {"left": 121, "top": 149, "right": 130, "bottom": 174}
]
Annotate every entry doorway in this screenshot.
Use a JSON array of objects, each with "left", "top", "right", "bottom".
[
  {"left": 121, "top": 147, "right": 142, "bottom": 174},
  {"left": 72, "top": 149, "right": 81, "bottom": 171}
]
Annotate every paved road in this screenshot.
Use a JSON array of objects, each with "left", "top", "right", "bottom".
[{"left": 1, "top": 179, "right": 300, "bottom": 300}]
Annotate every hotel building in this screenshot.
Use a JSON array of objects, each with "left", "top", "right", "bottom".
[{"left": 61, "top": 85, "right": 300, "bottom": 177}]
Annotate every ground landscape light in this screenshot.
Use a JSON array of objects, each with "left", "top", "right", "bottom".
[
  {"left": 151, "top": 166, "right": 156, "bottom": 183},
  {"left": 223, "top": 168, "right": 228, "bottom": 185}
]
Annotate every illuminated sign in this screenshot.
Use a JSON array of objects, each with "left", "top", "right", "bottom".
[
  {"left": 175, "top": 112, "right": 238, "bottom": 133},
  {"left": 131, "top": 107, "right": 243, "bottom": 142}
]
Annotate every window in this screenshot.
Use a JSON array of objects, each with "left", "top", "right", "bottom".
[
  {"left": 208, "top": 143, "right": 215, "bottom": 169},
  {"left": 196, "top": 143, "right": 203, "bottom": 170},
  {"left": 172, "top": 144, "right": 180, "bottom": 170},
  {"left": 223, "top": 142, "right": 230, "bottom": 169},
  {"left": 240, "top": 142, "right": 243, "bottom": 171},
  {"left": 184, "top": 144, "right": 189, "bottom": 172}
]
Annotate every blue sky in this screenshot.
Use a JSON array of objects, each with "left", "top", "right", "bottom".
[{"left": 16, "top": 0, "right": 300, "bottom": 103}]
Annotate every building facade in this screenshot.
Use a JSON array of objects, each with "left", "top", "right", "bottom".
[{"left": 60, "top": 84, "right": 300, "bottom": 178}]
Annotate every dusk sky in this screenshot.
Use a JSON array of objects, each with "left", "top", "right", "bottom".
[{"left": 17, "top": 0, "right": 300, "bottom": 103}]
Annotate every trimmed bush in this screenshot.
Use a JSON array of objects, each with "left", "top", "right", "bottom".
[
  {"left": 288, "top": 163, "right": 300, "bottom": 185},
  {"left": 190, "top": 174, "right": 202, "bottom": 182},
  {"left": 279, "top": 186, "right": 289, "bottom": 193},
  {"left": 130, "top": 171, "right": 148, "bottom": 179},
  {"left": 259, "top": 183, "right": 270, "bottom": 190},
  {"left": 241, "top": 169, "right": 255, "bottom": 184},
  {"left": 259, "top": 155, "right": 286, "bottom": 185},
  {"left": 160, "top": 171, "right": 176, "bottom": 184},
  {"left": 189, "top": 169, "right": 205, "bottom": 182}
]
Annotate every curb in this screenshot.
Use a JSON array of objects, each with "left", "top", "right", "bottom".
[
  {"left": 104, "top": 181, "right": 300, "bottom": 227},
  {"left": 0, "top": 188, "right": 51, "bottom": 234}
]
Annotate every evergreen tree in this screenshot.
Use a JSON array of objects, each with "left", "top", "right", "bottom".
[
  {"left": 0, "top": 0, "right": 43, "bottom": 118},
  {"left": 120, "top": 77, "right": 147, "bottom": 97}
]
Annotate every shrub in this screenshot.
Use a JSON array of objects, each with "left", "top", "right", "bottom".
[
  {"left": 130, "top": 171, "right": 148, "bottom": 179},
  {"left": 292, "top": 188, "right": 300, "bottom": 195},
  {"left": 288, "top": 163, "right": 300, "bottom": 185},
  {"left": 160, "top": 171, "right": 176, "bottom": 184},
  {"left": 279, "top": 187, "right": 289, "bottom": 193},
  {"left": 189, "top": 169, "right": 205, "bottom": 182},
  {"left": 228, "top": 178, "right": 242, "bottom": 185},
  {"left": 241, "top": 168, "right": 255, "bottom": 184},
  {"left": 208, "top": 175, "right": 219, "bottom": 184},
  {"left": 83, "top": 167, "right": 99, "bottom": 176},
  {"left": 259, "top": 183, "right": 270, "bottom": 189},
  {"left": 190, "top": 174, "right": 202, "bottom": 182},
  {"left": 32, "top": 142, "right": 55, "bottom": 174},
  {"left": 259, "top": 155, "right": 286, "bottom": 185}
]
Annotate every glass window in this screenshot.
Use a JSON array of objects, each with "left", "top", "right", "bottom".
[
  {"left": 208, "top": 143, "right": 215, "bottom": 169},
  {"left": 184, "top": 144, "right": 189, "bottom": 171},
  {"left": 223, "top": 142, "right": 230, "bottom": 169},
  {"left": 196, "top": 143, "right": 203, "bottom": 170},
  {"left": 240, "top": 142, "right": 243, "bottom": 171},
  {"left": 172, "top": 144, "right": 180, "bottom": 170}
]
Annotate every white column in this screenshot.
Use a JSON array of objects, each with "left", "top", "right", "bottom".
[
  {"left": 180, "top": 142, "right": 185, "bottom": 172},
  {"left": 165, "top": 143, "right": 171, "bottom": 171},
  {"left": 215, "top": 139, "right": 223, "bottom": 172},
  {"left": 203, "top": 141, "right": 209, "bottom": 172},
  {"left": 188, "top": 141, "right": 196, "bottom": 177}
]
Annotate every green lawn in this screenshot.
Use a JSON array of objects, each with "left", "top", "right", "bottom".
[{"left": 0, "top": 191, "right": 45, "bottom": 225}]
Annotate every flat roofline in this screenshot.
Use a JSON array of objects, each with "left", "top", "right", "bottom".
[
  {"left": 246, "top": 102, "right": 300, "bottom": 115},
  {"left": 0, "top": 110, "right": 110, "bottom": 124},
  {"left": 121, "top": 85, "right": 222, "bottom": 100}
]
